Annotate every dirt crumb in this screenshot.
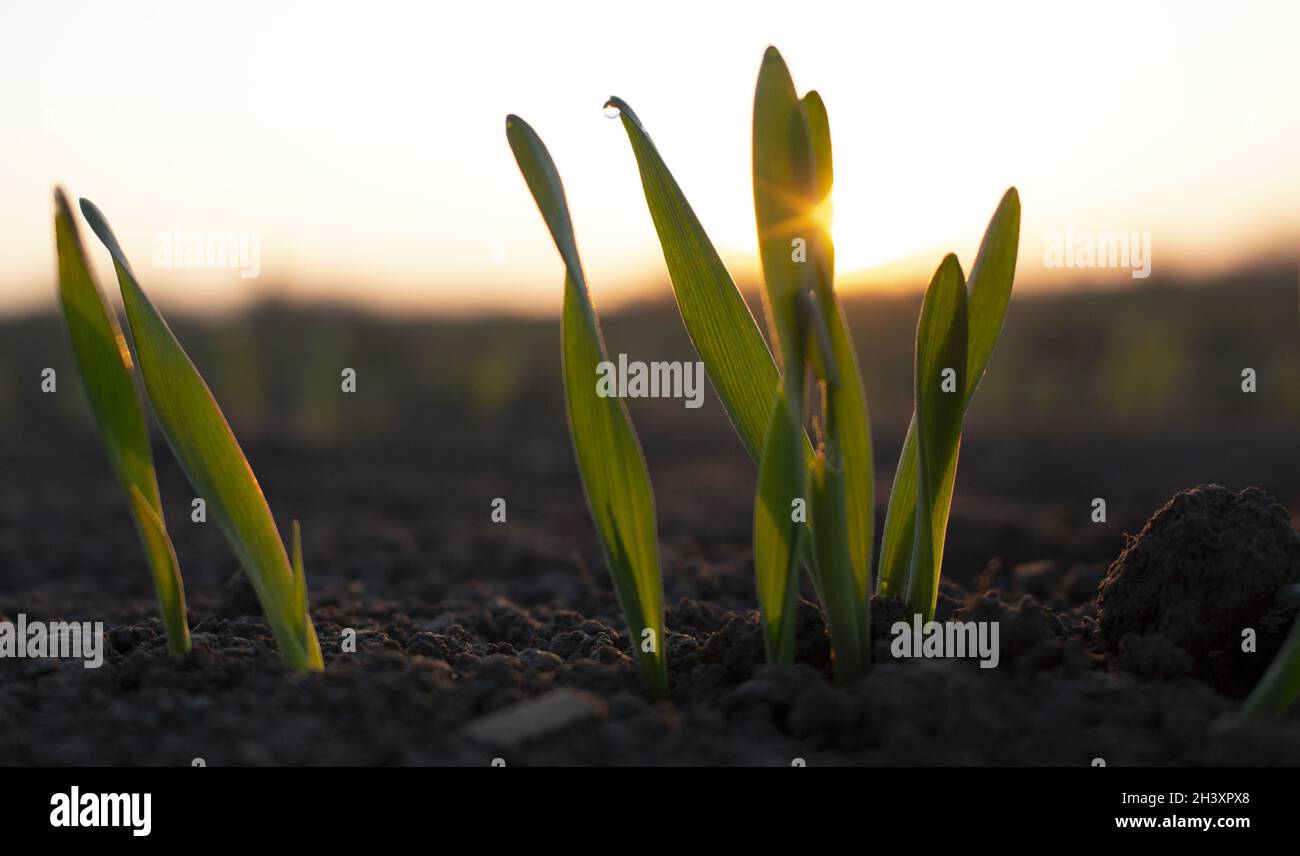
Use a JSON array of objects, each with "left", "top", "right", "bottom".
[{"left": 1097, "top": 484, "right": 1300, "bottom": 686}]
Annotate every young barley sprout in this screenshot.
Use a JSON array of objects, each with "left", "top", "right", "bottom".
[
  {"left": 78, "top": 198, "right": 323, "bottom": 673},
  {"left": 506, "top": 115, "right": 668, "bottom": 698}
]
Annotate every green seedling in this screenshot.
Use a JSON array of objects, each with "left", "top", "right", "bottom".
[
  {"left": 74, "top": 197, "right": 322, "bottom": 673},
  {"left": 748, "top": 55, "right": 867, "bottom": 679},
  {"left": 876, "top": 192, "right": 1021, "bottom": 620},
  {"left": 608, "top": 47, "right": 1019, "bottom": 670},
  {"left": 1242, "top": 583, "right": 1300, "bottom": 716},
  {"left": 53, "top": 188, "right": 191, "bottom": 655},
  {"left": 506, "top": 116, "right": 668, "bottom": 698}
]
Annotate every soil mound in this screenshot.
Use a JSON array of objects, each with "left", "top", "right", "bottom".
[{"left": 1097, "top": 484, "right": 1300, "bottom": 693}]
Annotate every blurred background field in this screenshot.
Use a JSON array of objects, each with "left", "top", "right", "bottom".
[{"left": 1, "top": 264, "right": 1296, "bottom": 609}]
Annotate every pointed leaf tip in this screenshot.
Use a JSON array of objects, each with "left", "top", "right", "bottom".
[
  {"left": 604, "top": 96, "right": 639, "bottom": 127},
  {"left": 53, "top": 186, "right": 73, "bottom": 219},
  {"left": 77, "top": 197, "right": 135, "bottom": 279}
]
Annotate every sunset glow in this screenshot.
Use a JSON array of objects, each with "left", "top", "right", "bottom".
[{"left": 1, "top": 0, "right": 1296, "bottom": 315}]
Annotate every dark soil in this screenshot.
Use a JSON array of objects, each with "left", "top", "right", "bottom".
[
  {"left": 4, "top": 468, "right": 1300, "bottom": 765},
  {"left": 1098, "top": 485, "right": 1300, "bottom": 696},
  {"left": 2, "top": 282, "right": 1298, "bottom": 766}
]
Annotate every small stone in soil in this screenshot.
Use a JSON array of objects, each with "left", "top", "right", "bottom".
[{"left": 462, "top": 688, "right": 606, "bottom": 750}]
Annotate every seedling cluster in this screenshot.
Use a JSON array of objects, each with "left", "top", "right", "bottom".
[
  {"left": 54, "top": 191, "right": 321, "bottom": 673},
  {"left": 510, "top": 47, "right": 1020, "bottom": 691}
]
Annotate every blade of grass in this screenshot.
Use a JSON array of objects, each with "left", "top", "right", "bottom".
[
  {"left": 611, "top": 84, "right": 827, "bottom": 638},
  {"left": 605, "top": 95, "right": 778, "bottom": 462},
  {"left": 607, "top": 86, "right": 824, "bottom": 527},
  {"left": 877, "top": 189, "right": 1021, "bottom": 601},
  {"left": 751, "top": 48, "right": 866, "bottom": 679},
  {"left": 290, "top": 519, "right": 308, "bottom": 642},
  {"left": 876, "top": 420, "right": 919, "bottom": 599},
  {"left": 800, "top": 89, "right": 875, "bottom": 668},
  {"left": 965, "top": 188, "right": 1022, "bottom": 397},
  {"left": 905, "top": 255, "right": 968, "bottom": 619},
  {"left": 1243, "top": 616, "right": 1300, "bottom": 716},
  {"left": 752, "top": 46, "right": 814, "bottom": 381},
  {"left": 53, "top": 188, "right": 190, "bottom": 655},
  {"left": 79, "top": 198, "right": 322, "bottom": 673},
  {"left": 125, "top": 485, "right": 188, "bottom": 652},
  {"left": 808, "top": 454, "right": 863, "bottom": 680},
  {"left": 506, "top": 114, "right": 668, "bottom": 698},
  {"left": 753, "top": 382, "right": 806, "bottom": 662},
  {"left": 749, "top": 49, "right": 825, "bottom": 667}
]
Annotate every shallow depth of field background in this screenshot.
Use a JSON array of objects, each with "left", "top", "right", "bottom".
[{"left": 1, "top": 268, "right": 1296, "bottom": 609}]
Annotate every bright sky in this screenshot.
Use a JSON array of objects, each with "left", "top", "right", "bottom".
[{"left": 1, "top": 0, "right": 1297, "bottom": 316}]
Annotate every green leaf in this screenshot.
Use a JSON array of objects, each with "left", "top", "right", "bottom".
[
  {"left": 752, "top": 46, "right": 816, "bottom": 380},
  {"left": 125, "top": 484, "right": 189, "bottom": 654},
  {"left": 1243, "top": 616, "right": 1300, "bottom": 716},
  {"left": 79, "top": 198, "right": 322, "bottom": 673},
  {"left": 1243, "top": 584, "right": 1300, "bottom": 716},
  {"left": 817, "top": 297, "right": 874, "bottom": 663},
  {"left": 876, "top": 421, "right": 919, "bottom": 599},
  {"left": 800, "top": 88, "right": 875, "bottom": 667},
  {"left": 606, "top": 95, "right": 778, "bottom": 462},
  {"left": 966, "top": 188, "right": 1022, "bottom": 400},
  {"left": 808, "top": 454, "right": 862, "bottom": 680},
  {"left": 748, "top": 48, "right": 829, "bottom": 669},
  {"left": 751, "top": 51, "right": 872, "bottom": 678},
  {"left": 53, "top": 188, "right": 190, "bottom": 655},
  {"left": 877, "top": 189, "right": 1021, "bottom": 601},
  {"left": 290, "top": 519, "right": 308, "bottom": 640},
  {"left": 506, "top": 114, "right": 667, "bottom": 698},
  {"left": 905, "top": 255, "right": 968, "bottom": 619},
  {"left": 753, "top": 383, "right": 806, "bottom": 663}
]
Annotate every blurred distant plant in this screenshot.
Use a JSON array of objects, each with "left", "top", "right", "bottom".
[
  {"left": 511, "top": 45, "right": 1019, "bottom": 685},
  {"left": 54, "top": 188, "right": 190, "bottom": 655},
  {"left": 58, "top": 193, "right": 322, "bottom": 673}
]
